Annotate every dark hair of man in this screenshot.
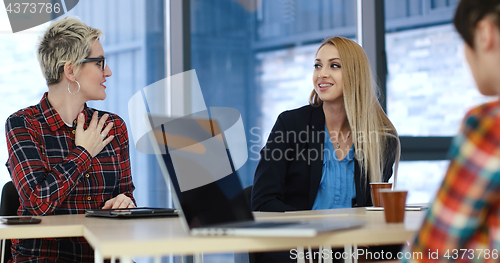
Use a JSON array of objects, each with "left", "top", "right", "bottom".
[{"left": 454, "top": 0, "right": 500, "bottom": 48}]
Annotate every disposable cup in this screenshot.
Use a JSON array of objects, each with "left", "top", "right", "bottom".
[
  {"left": 380, "top": 190, "right": 408, "bottom": 223},
  {"left": 370, "top": 183, "right": 392, "bottom": 207}
]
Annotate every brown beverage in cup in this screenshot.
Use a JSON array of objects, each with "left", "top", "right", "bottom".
[
  {"left": 370, "top": 183, "right": 392, "bottom": 207},
  {"left": 380, "top": 190, "right": 408, "bottom": 223}
]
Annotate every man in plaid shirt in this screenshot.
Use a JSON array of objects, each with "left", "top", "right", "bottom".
[
  {"left": 5, "top": 17, "right": 135, "bottom": 262},
  {"left": 403, "top": 0, "right": 500, "bottom": 262}
]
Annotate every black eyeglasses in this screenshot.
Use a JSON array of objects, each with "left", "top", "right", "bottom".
[
  {"left": 81, "top": 57, "right": 106, "bottom": 71},
  {"left": 57, "top": 57, "right": 107, "bottom": 73}
]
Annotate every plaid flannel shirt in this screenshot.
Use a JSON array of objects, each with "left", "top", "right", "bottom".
[
  {"left": 5, "top": 93, "right": 135, "bottom": 262},
  {"left": 402, "top": 101, "right": 500, "bottom": 263}
]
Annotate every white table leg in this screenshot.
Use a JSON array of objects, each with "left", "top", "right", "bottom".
[
  {"left": 1, "top": 239, "right": 6, "bottom": 263},
  {"left": 119, "top": 256, "right": 134, "bottom": 263},
  {"left": 323, "top": 245, "right": 333, "bottom": 263},
  {"left": 297, "top": 247, "right": 305, "bottom": 263},
  {"left": 344, "top": 244, "right": 352, "bottom": 263},
  {"left": 353, "top": 244, "right": 358, "bottom": 263},
  {"left": 110, "top": 256, "right": 116, "bottom": 263},
  {"left": 154, "top": 255, "right": 161, "bottom": 263},
  {"left": 94, "top": 249, "right": 104, "bottom": 263},
  {"left": 194, "top": 253, "right": 203, "bottom": 263},
  {"left": 318, "top": 246, "right": 323, "bottom": 263}
]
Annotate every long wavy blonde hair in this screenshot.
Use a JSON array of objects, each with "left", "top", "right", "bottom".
[{"left": 309, "top": 36, "right": 400, "bottom": 184}]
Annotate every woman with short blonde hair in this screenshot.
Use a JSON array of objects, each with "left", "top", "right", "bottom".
[
  {"left": 5, "top": 17, "right": 135, "bottom": 262},
  {"left": 37, "top": 17, "right": 103, "bottom": 85}
]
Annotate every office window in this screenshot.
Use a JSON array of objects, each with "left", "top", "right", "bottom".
[
  {"left": 392, "top": 160, "right": 448, "bottom": 204},
  {"left": 384, "top": 0, "right": 494, "bottom": 203},
  {"left": 386, "top": 24, "right": 493, "bottom": 137},
  {"left": 254, "top": 44, "right": 316, "bottom": 151},
  {"left": 0, "top": 7, "right": 47, "bottom": 192}
]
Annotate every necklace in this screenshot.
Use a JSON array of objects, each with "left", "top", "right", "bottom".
[{"left": 334, "top": 132, "right": 350, "bottom": 149}]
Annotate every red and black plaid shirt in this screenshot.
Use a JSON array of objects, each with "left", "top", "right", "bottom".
[{"left": 5, "top": 93, "right": 135, "bottom": 262}]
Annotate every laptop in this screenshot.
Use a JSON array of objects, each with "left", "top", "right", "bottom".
[
  {"left": 85, "top": 207, "right": 179, "bottom": 219},
  {"left": 146, "top": 114, "right": 365, "bottom": 237}
]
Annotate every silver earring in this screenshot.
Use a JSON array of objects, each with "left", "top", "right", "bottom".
[{"left": 68, "top": 80, "right": 80, "bottom": 95}]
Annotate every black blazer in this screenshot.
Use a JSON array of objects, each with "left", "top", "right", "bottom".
[{"left": 251, "top": 105, "right": 397, "bottom": 212}]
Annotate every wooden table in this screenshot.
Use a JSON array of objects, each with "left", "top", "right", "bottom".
[{"left": 0, "top": 208, "right": 426, "bottom": 263}]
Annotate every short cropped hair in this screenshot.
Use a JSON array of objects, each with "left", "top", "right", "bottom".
[
  {"left": 37, "top": 17, "right": 102, "bottom": 85},
  {"left": 454, "top": 0, "right": 500, "bottom": 48}
]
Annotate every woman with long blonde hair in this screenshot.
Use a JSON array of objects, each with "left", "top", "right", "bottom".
[
  {"left": 252, "top": 36, "right": 400, "bottom": 213},
  {"left": 250, "top": 35, "right": 400, "bottom": 263}
]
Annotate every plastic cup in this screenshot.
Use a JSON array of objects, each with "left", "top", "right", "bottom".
[
  {"left": 370, "top": 183, "right": 392, "bottom": 207},
  {"left": 380, "top": 190, "right": 408, "bottom": 223}
]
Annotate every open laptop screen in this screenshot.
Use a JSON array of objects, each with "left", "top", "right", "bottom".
[{"left": 149, "top": 115, "right": 254, "bottom": 229}]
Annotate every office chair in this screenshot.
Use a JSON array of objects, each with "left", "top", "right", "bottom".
[
  {"left": 1, "top": 181, "right": 21, "bottom": 262},
  {"left": 243, "top": 185, "right": 252, "bottom": 207}
]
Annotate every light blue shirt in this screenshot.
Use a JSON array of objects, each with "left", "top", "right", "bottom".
[{"left": 312, "top": 126, "right": 356, "bottom": 210}]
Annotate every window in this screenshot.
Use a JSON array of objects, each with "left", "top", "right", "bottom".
[
  {"left": 384, "top": 0, "right": 494, "bottom": 203},
  {"left": 391, "top": 160, "right": 449, "bottom": 203},
  {"left": 0, "top": 6, "right": 46, "bottom": 191},
  {"left": 386, "top": 24, "right": 492, "bottom": 136}
]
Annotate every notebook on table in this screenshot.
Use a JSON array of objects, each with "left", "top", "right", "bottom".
[
  {"left": 145, "top": 113, "right": 365, "bottom": 237},
  {"left": 85, "top": 207, "right": 178, "bottom": 218}
]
